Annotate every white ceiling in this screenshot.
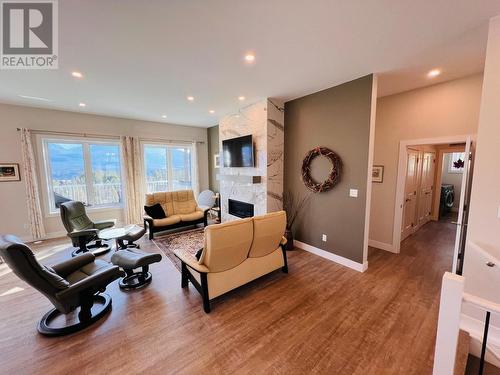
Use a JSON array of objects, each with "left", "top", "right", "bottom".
[{"left": 0, "top": 0, "right": 499, "bottom": 127}]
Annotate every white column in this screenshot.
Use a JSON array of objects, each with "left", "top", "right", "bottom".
[{"left": 433, "top": 272, "right": 465, "bottom": 375}]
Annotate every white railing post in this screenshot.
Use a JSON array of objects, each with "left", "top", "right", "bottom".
[{"left": 433, "top": 272, "right": 465, "bottom": 375}]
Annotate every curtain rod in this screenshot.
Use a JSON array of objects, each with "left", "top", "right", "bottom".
[
  {"left": 17, "top": 128, "right": 120, "bottom": 140},
  {"left": 139, "top": 137, "right": 204, "bottom": 145},
  {"left": 16, "top": 128, "right": 205, "bottom": 144}
]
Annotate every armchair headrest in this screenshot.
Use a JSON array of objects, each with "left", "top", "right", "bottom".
[
  {"left": 248, "top": 211, "right": 286, "bottom": 258},
  {"left": 200, "top": 218, "right": 254, "bottom": 272},
  {"left": 0, "top": 235, "right": 69, "bottom": 296},
  {"left": 60, "top": 201, "right": 93, "bottom": 232}
]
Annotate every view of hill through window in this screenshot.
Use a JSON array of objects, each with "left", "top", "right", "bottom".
[{"left": 45, "top": 141, "right": 194, "bottom": 210}]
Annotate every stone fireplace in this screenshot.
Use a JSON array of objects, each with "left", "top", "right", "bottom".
[{"left": 218, "top": 99, "right": 284, "bottom": 222}]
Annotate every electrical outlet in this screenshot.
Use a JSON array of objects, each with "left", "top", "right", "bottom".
[
  {"left": 322, "top": 234, "right": 327, "bottom": 242},
  {"left": 349, "top": 189, "right": 358, "bottom": 198}
]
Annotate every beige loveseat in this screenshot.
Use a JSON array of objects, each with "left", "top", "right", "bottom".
[
  {"left": 144, "top": 190, "right": 208, "bottom": 239},
  {"left": 174, "top": 210, "right": 288, "bottom": 313}
]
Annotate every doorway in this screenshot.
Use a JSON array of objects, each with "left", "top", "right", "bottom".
[
  {"left": 435, "top": 148, "right": 467, "bottom": 224},
  {"left": 393, "top": 136, "right": 475, "bottom": 274}
]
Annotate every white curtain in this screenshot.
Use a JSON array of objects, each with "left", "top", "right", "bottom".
[
  {"left": 121, "top": 136, "right": 144, "bottom": 224},
  {"left": 20, "top": 128, "right": 46, "bottom": 239},
  {"left": 191, "top": 141, "right": 200, "bottom": 197}
]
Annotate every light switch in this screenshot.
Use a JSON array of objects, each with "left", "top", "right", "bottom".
[
  {"left": 349, "top": 189, "right": 358, "bottom": 198},
  {"left": 498, "top": 205, "right": 500, "bottom": 219}
]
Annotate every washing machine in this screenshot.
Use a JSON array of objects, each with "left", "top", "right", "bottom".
[{"left": 439, "top": 184, "right": 455, "bottom": 218}]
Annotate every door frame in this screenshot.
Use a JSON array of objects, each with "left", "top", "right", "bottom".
[
  {"left": 431, "top": 145, "right": 466, "bottom": 221},
  {"left": 392, "top": 134, "right": 475, "bottom": 253}
]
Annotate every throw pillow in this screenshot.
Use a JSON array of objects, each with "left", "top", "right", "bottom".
[{"left": 144, "top": 203, "right": 166, "bottom": 219}]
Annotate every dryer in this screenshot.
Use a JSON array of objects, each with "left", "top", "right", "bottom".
[{"left": 439, "top": 184, "right": 455, "bottom": 218}]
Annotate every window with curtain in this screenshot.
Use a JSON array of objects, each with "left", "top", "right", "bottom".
[
  {"left": 143, "top": 144, "right": 193, "bottom": 193},
  {"left": 41, "top": 138, "right": 123, "bottom": 213},
  {"left": 448, "top": 152, "right": 466, "bottom": 173}
]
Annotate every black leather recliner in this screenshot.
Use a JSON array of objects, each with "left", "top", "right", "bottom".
[
  {"left": 0, "top": 235, "right": 124, "bottom": 336},
  {"left": 60, "top": 201, "right": 115, "bottom": 256}
]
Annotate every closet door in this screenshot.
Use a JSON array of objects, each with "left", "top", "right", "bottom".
[
  {"left": 401, "top": 148, "right": 420, "bottom": 240},
  {"left": 417, "top": 151, "right": 435, "bottom": 227}
]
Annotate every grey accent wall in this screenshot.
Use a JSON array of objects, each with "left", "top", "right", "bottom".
[
  {"left": 207, "top": 125, "right": 219, "bottom": 192},
  {"left": 284, "top": 75, "right": 374, "bottom": 263}
]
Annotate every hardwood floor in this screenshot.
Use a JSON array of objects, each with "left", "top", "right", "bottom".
[{"left": 0, "top": 221, "right": 456, "bottom": 374}]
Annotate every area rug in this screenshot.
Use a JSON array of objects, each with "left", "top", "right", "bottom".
[{"left": 153, "top": 228, "right": 204, "bottom": 272}]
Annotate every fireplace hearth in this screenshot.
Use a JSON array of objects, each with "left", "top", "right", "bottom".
[{"left": 228, "top": 199, "right": 254, "bottom": 218}]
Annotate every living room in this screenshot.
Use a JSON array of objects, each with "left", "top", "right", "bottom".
[{"left": 2, "top": 1, "right": 500, "bottom": 374}]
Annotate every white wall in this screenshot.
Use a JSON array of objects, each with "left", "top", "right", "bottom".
[
  {"left": 441, "top": 153, "right": 463, "bottom": 211},
  {"left": 464, "top": 15, "right": 500, "bottom": 295},
  {"left": 369, "top": 74, "right": 483, "bottom": 247},
  {"left": 0, "top": 103, "right": 208, "bottom": 241}
]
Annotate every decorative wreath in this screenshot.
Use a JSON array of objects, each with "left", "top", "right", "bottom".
[{"left": 301, "top": 146, "right": 342, "bottom": 193}]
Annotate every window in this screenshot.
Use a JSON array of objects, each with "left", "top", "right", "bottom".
[
  {"left": 448, "top": 152, "right": 465, "bottom": 173},
  {"left": 143, "top": 144, "right": 193, "bottom": 193},
  {"left": 42, "top": 138, "right": 123, "bottom": 213}
]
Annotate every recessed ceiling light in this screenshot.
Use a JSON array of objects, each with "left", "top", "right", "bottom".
[
  {"left": 209, "top": 110, "right": 215, "bottom": 114},
  {"left": 161, "top": 114, "right": 167, "bottom": 119},
  {"left": 427, "top": 69, "right": 441, "bottom": 78},
  {"left": 18, "top": 95, "right": 51, "bottom": 102},
  {"left": 79, "top": 102, "right": 86, "bottom": 107},
  {"left": 238, "top": 96, "right": 246, "bottom": 101},
  {"left": 187, "top": 96, "right": 194, "bottom": 101},
  {"left": 72, "top": 71, "right": 83, "bottom": 78},
  {"left": 244, "top": 53, "right": 255, "bottom": 63}
]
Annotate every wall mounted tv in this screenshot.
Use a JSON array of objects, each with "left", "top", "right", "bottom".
[{"left": 222, "top": 135, "right": 254, "bottom": 167}]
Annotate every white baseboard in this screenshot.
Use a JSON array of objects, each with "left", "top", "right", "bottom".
[
  {"left": 368, "top": 239, "right": 397, "bottom": 253},
  {"left": 294, "top": 240, "right": 368, "bottom": 272}
]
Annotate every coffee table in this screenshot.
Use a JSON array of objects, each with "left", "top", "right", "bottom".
[{"left": 99, "top": 226, "right": 135, "bottom": 252}]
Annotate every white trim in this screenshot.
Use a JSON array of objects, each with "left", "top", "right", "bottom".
[
  {"left": 294, "top": 240, "right": 368, "bottom": 272},
  {"left": 362, "top": 74, "right": 378, "bottom": 265},
  {"left": 368, "top": 239, "right": 397, "bottom": 253},
  {"left": 451, "top": 139, "right": 472, "bottom": 275},
  {"left": 392, "top": 134, "right": 475, "bottom": 253}
]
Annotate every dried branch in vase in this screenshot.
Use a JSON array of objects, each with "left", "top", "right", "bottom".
[{"left": 282, "top": 190, "right": 311, "bottom": 230}]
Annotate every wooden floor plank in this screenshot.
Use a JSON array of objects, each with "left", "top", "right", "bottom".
[{"left": 0, "top": 220, "right": 456, "bottom": 374}]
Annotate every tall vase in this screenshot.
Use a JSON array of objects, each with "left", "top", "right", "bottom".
[{"left": 284, "top": 228, "right": 294, "bottom": 251}]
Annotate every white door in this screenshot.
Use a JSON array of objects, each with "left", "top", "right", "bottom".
[
  {"left": 452, "top": 137, "right": 474, "bottom": 274},
  {"left": 418, "top": 151, "right": 435, "bottom": 227},
  {"left": 401, "top": 149, "right": 419, "bottom": 240}
]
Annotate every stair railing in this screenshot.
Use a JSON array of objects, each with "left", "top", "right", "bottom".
[{"left": 433, "top": 271, "right": 500, "bottom": 375}]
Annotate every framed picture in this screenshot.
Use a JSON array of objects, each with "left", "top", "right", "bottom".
[
  {"left": 214, "top": 153, "right": 220, "bottom": 168},
  {"left": 0, "top": 163, "right": 21, "bottom": 182},
  {"left": 372, "top": 165, "right": 384, "bottom": 183}
]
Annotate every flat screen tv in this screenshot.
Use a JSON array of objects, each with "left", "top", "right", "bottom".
[{"left": 222, "top": 135, "right": 254, "bottom": 167}]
